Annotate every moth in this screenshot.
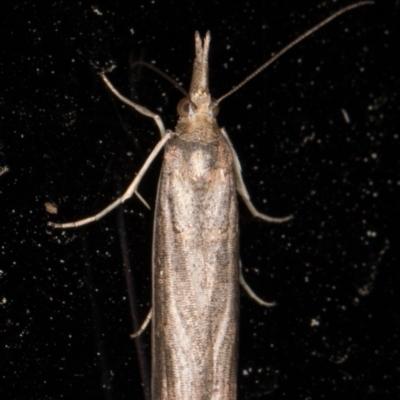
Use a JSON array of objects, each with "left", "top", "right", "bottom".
[{"left": 49, "top": 2, "right": 372, "bottom": 399}]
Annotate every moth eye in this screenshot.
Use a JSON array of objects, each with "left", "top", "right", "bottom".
[{"left": 177, "top": 97, "right": 191, "bottom": 117}]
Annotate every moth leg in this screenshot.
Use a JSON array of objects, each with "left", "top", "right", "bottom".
[
  {"left": 100, "top": 73, "right": 161, "bottom": 208},
  {"left": 221, "top": 128, "right": 293, "bottom": 223},
  {"left": 130, "top": 308, "right": 152, "bottom": 339},
  {"left": 49, "top": 132, "right": 173, "bottom": 228},
  {"left": 240, "top": 261, "right": 276, "bottom": 307},
  {"left": 135, "top": 190, "right": 151, "bottom": 210},
  {"left": 99, "top": 73, "right": 166, "bottom": 138}
]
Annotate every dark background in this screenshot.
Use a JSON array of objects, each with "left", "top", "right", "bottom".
[{"left": 1, "top": 1, "right": 398, "bottom": 399}]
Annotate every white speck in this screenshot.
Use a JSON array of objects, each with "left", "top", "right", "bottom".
[
  {"left": 92, "top": 6, "right": 103, "bottom": 15},
  {"left": 44, "top": 202, "right": 58, "bottom": 214},
  {"left": 310, "top": 318, "right": 320, "bottom": 327},
  {"left": 301, "top": 132, "right": 315, "bottom": 146},
  {"left": 341, "top": 108, "right": 351, "bottom": 124},
  {"left": 0, "top": 166, "right": 9, "bottom": 176}
]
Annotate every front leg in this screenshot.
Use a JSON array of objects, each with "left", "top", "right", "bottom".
[{"left": 221, "top": 128, "right": 293, "bottom": 223}]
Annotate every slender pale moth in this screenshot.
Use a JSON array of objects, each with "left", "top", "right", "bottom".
[{"left": 49, "top": 2, "right": 373, "bottom": 398}]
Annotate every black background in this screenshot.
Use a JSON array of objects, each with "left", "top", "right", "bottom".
[{"left": 1, "top": 1, "right": 398, "bottom": 399}]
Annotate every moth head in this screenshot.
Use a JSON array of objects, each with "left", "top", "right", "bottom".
[{"left": 177, "top": 97, "right": 219, "bottom": 118}]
